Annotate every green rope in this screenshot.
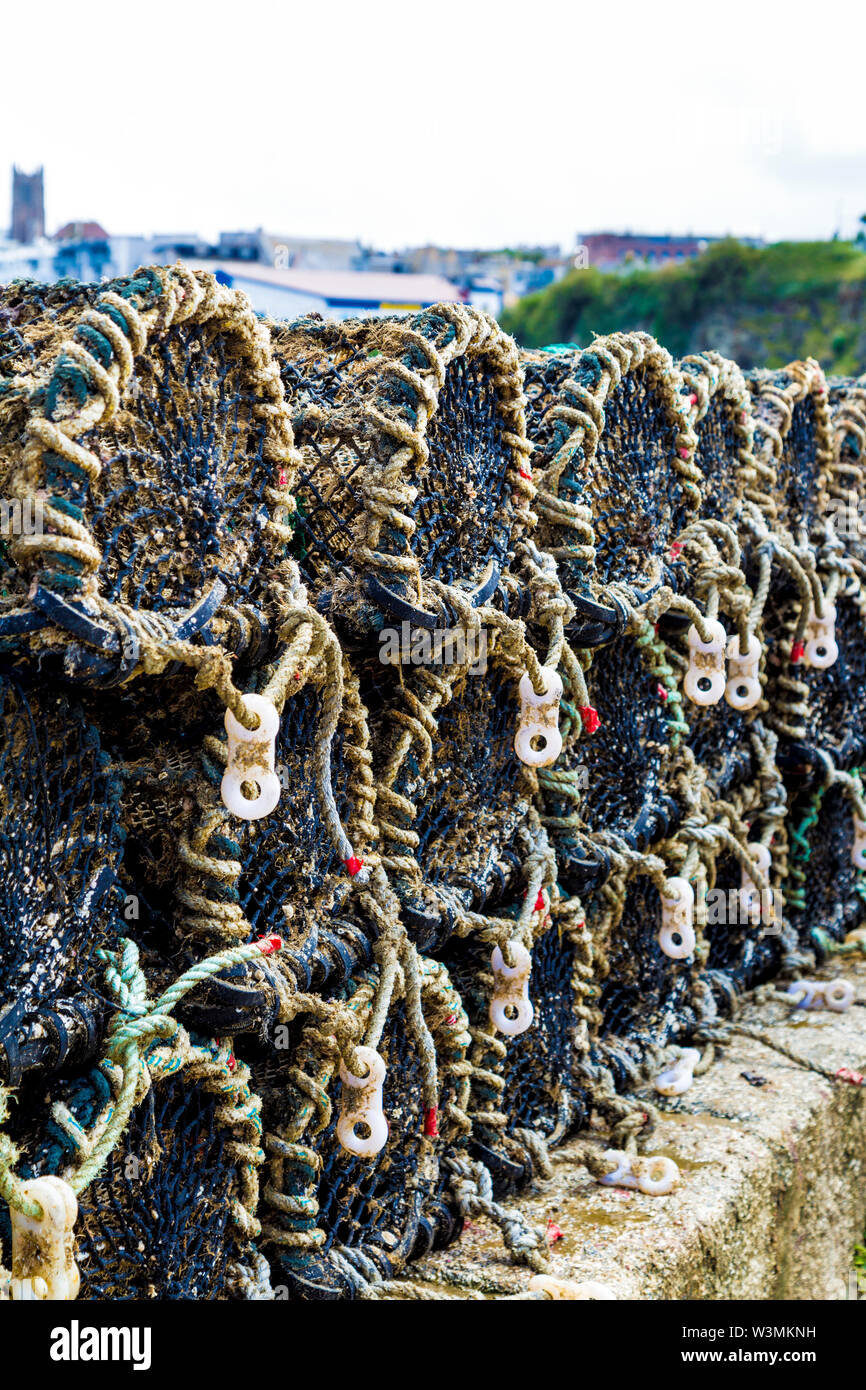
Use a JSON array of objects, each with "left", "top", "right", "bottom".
[{"left": 0, "top": 936, "right": 280, "bottom": 1214}]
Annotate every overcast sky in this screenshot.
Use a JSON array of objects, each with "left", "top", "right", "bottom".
[{"left": 3, "top": 0, "right": 864, "bottom": 252}]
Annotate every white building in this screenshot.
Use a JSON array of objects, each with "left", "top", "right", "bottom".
[{"left": 180, "top": 258, "right": 463, "bottom": 321}]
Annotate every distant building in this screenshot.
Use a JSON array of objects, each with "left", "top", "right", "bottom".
[
  {"left": 181, "top": 258, "right": 462, "bottom": 320},
  {"left": 579, "top": 233, "right": 717, "bottom": 272},
  {"left": 55, "top": 221, "right": 109, "bottom": 242},
  {"left": 264, "top": 235, "right": 366, "bottom": 273},
  {"left": 11, "top": 167, "right": 44, "bottom": 244}
]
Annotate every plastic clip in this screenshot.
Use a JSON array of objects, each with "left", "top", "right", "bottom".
[
  {"left": 489, "top": 942, "right": 534, "bottom": 1036},
  {"left": 740, "top": 842, "right": 774, "bottom": 925},
  {"left": 514, "top": 666, "right": 563, "bottom": 767},
  {"left": 684, "top": 619, "right": 727, "bottom": 706},
  {"left": 659, "top": 877, "right": 696, "bottom": 959},
  {"left": 10, "top": 1176, "right": 79, "bottom": 1301},
  {"left": 336, "top": 1046, "right": 388, "bottom": 1158},
  {"left": 803, "top": 604, "right": 838, "bottom": 670},
  {"left": 725, "top": 632, "right": 761, "bottom": 710},
  {"left": 654, "top": 1047, "right": 701, "bottom": 1096},
  {"left": 598, "top": 1149, "right": 680, "bottom": 1196},
  {"left": 786, "top": 979, "right": 854, "bottom": 1012},
  {"left": 221, "top": 693, "right": 281, "bottom": 820}
]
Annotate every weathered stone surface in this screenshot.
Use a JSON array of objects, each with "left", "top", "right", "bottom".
[{"left": 412, "top": 959, "right": 866, "bottom": 1300}]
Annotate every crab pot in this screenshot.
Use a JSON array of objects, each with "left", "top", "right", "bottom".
[
  {"left": 355, "top": 641, "right": 537, "bottom": 952},
  {"left": 258, "top": 979, "right": 468, "bottom": 1300},
  {"left": 748, "top": 361, "right": 834, "bottom": 536},
  {"left": 0, "top": 267, "right": 293, "bottom": 687},
  {"left": 522, "top": 334, "right": 700, "bottom": 600},
  {"left": 269, "top": 306, "right": 531, "bottom": 635}
]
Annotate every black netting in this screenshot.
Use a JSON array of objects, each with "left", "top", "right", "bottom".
[
  {"left": 595, "top": 875, "right": 693, "bottom": 1053},
  {"left": 788, "top": 782, "right": 865, "bottom": 945},
  {"left": 568, "top": 359, "right": 687, "bottom": 591},
  {"left": 498, "top": 924, "right": 588, "bottom": 1139},
  {"left": 691, "top": 393, "right": 744, "bottom": 526},
  {"left": 351, "top": 647, "right": 534, "bottom": 952},
  {"left": 73, "top": 1073, "right": 236, "bottom": 1300},
  {"left": 701, "top": 851, "right": 781, "bottom": 1002},
  {"left": 547, "top": 633, "right": 674, "bottom": 866},
  {"left": 0, "top": 674, "right": 124, "bottom": 1082}
]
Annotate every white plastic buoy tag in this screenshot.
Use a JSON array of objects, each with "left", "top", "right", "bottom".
[
  {"left": 598, "top": 1149, "right": 679, "bottom": 1197},
  {"left": 659, "top": 877, "right": 695, "bottom": 959},
  {"left": 725, "top": 632, "right": 761, "bottom": 710},
  {"left": 803, "top": 604, "right": 838, "bottom": 670},
  {"left": 786, "top": 978, "right": 854, "bottom": 1012},
  {"left": 10, "top": 1176, "right": 79, "bottom": 1301},
  {"left": 336, "top": 1046, "right": 388, "bottom": 1158},
  {"left": 654, "top": 1047, "right": 701, "bottom": 1097},
  {"left": 221, "top": 693, "right": 281, "bottom": 820},
  {"left": 852, "top": 816, "right": 866, "bottom": 870},
  {"left": 740, "top": 842, "right": 774, "bottom": 925},
  {"left": 528, "top": 1275, "right": 617, "bottom": 1300},
  {"left": 684, "top": 619, "right": 727, "bottom": 706},
  {"left": 514, "top": 666, "right": 563, "bottom": 767},
  {"left": 489, "top": 942, "right": 534, "bottom": 1036}
]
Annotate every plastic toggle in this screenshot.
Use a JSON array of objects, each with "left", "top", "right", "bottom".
[
  {"left": 725, "top": 632, "right": 761, "bottom": 710},
  {"left": 336, "top": 1046, "right": 388, "bottom": 1158},
  {"left": 598, "top": 1149, "right": 680, "bottom": 1196},
  {"left": 10, "top": 1175, "right": 80, "bottom": 1300},
  {"left": 654, "top": 1047, "right": 701, "bottom": 1096},
  {"left": 785, "top": 978, "right": 854, "bottom": 1012},
  {"left": 489, "top": 942, "right": 534, "bottom": 1036},
  {"left": 514, "top": 666, "right": 563, "bottom": 767},
  {"left": 684, "top": 618, "right": 727, "bottom": 706},
  {"left": 221, "top": 693, "right": 281, "bottom": 820},
  {"left": 659, "top": 877, "right": 696, "bottom": 959},
  {"left": 528, "top": 1275, "right": 617, "bottom": 1300},
  {"left": 740, "top": 842, "right": 774, "bottom": 925},
  {"left": 851, "top": 816, "right": 866, "bottom": 870},
  {"left": 802, "top": 604, "right": 838, "bottom": 670}
]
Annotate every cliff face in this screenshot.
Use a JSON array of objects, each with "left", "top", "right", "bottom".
[{"left": 502, "top": 239, "right": 866, "bottom": 376}]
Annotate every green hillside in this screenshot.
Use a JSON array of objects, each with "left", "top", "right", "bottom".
[{"left": 501, "top": 238, "right": 866, "bottom": 375}]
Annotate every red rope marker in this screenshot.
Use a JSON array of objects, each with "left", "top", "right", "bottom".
[
  {"left": 424, "top": 1107, "right": 438, "bottom": 1137},
  {"left": 534, "top": 890, "right": 546, "bottom": 912},
  {"left": 579, "top": 705, "right": 600, "bottom": 734},
  {"left": 256, "top": 935, "right": 283, "bottom": 955},
  {"left": 345, "top": 856, "right": 364, "bottom": 877},
  {"left": 657, "top": 684, "right": 668, "bottom": 702},
  {"left": 670, "top": 541, "right": 683, "bottom": 559},
  {"left": 546, "top": 1219, "right": 564, "bottom": 1244},
  {"left": 836, "top": 1067, "right": 864, "bottom": 1086},
  {"left": 791, "top": 642, "right": 805, "bottom": 664}
]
